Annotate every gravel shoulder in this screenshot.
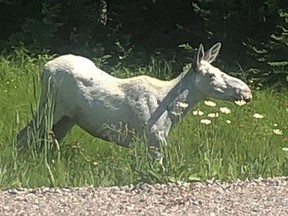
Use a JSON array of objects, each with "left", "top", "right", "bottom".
[{"left": 1, "top": 177, "right": 288, "bottom": 216}]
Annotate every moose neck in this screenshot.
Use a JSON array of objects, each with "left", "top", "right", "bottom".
[{"left": 158, "top": 69, "right": 206, "bottom": 126}]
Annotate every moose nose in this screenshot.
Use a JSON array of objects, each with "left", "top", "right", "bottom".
[{"left": 242, "top": 88, "right": 252, "bottom": 102}]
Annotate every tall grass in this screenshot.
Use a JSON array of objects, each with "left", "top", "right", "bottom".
[{"left": 0, "top": 51, "right": 287, "bottom": 189}]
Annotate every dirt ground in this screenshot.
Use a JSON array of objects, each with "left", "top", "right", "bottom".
[{"left": 1, "top": 177, "right": 287, "bottom": 216}]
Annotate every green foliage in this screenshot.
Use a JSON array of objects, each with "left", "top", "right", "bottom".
[
  {"left": 268, "top": 9, "right": 288, "bottom": 68},
  {"left": 0, "top": 53, "right": 288, "bottom": 189},
  {"left": 0, "top": 0, "right": 287, "bottom": 86},
  {"left": 0, "top": 0, "right": 287, "bottom": 187},
  {"left": 0, "top": 3, "right": 281, "bottom": 52},
  {"left": 21, "top": 3, "right": 62, "bottom": 50},
  {"left": 244, "top": 7, "right": 288, "bottom": 85}
]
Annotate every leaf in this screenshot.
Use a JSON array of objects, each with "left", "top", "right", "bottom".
[
  {"left": 178, "top": 43, "right": 195, "bottom": 51},
  {"left": 188, "top": 175, "right": 201, "bottom": 182},
  {"left": 267, "top": 61, "right": 288, "bottom": 67}
]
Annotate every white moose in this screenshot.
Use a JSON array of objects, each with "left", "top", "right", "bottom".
[{"left": 17, "top": 43, "right": 252, "bottom": 149}]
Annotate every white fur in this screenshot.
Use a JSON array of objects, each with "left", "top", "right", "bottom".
[{"left": 17, "top": 43, "right": 252, "bottom": 148}]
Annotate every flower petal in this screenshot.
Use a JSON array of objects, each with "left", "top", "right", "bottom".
[
  {"left": 219, "top": 107, "right": 231, "bottom": 114},
  {"left": 204, "top": 100, "right": 216, "bottom": 107},
  {"left": 273, "top": 129, "right": 283, "bottom": 135},
  {"left": 200, "top": 119, "right": 212, "bottom": 125},
  {"left": 208, "top": 112, "right": 219, "bottom": 118},
  {"left": 253, "top": 113, "right": 264, "bottom": 119},
  {"left": 235, "top": 100, "right": 246, "bottom": 106}
]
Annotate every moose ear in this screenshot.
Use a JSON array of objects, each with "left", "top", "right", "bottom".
[
  {"left": 204, "top": 42, "right": 221, "bottom": 63},
  {"left": 193, "top": 43, "right": 205, "bottom": 70}
]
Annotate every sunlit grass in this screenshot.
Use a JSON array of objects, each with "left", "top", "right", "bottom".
[{"left": 0, "top": 52, "right": 288, "bottom": 189}]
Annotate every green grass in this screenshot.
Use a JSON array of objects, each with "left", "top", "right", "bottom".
[{"left": 0, "top": 52, "right": 288, "bottom": 189}]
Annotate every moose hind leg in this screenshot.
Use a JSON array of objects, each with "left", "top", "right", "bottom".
[
  {"left": 16, "top": 119, "right": 36, "bottom": 148},
  {"left": 16, "top": 108, "right": 51, "bottom": 148},
  {"left": 52, "top": 116, "right": 75, "bottom": 141}
]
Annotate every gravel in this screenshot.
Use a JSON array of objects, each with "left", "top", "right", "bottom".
[{"left": 1, "top": 177, "right": 288, "bottom": 216}]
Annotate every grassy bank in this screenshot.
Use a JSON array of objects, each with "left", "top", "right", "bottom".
[{"left": 0, "top": 52, "right": 287, "bottom": 188}]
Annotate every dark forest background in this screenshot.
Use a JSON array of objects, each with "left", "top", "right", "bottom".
[{"left": 0, "top": 0, "right": 287, "bottom": 85}]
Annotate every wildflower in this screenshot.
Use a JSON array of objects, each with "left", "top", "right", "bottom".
[
  {"left": 282, "top": 147, "right": 288, "bottom": 152},
  {"left": 253, "top": 113, "right": 264, "bottom": 119},
  {"left": 273, "top": 129, "right": 283, "bottom": 135},
  {"left": 226, "top": 120, "right": 231, "bottom": 124},
  {"left": 193, "top": 110, "right": 204, "bottom": 116},
  {"left": 273, "top": 124, "right": 278, "bottom": 127},
  {"left": 219, "top": 107, "right": 231, "bottom": 114},
  {"left": 177, "top": 101, "right": 188, "bottom": 108},
  {"left": 235, "top": 100, "right": 246, "bottom": 106},
  {"left": 208, "top": 112, "right": 219, "bottom": 118},
  {"left": 204, "top": 100, "right": 216, "bottom": 107},
  {"left": 200, "top": 119, "right": 212, "bottom": 125}
]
